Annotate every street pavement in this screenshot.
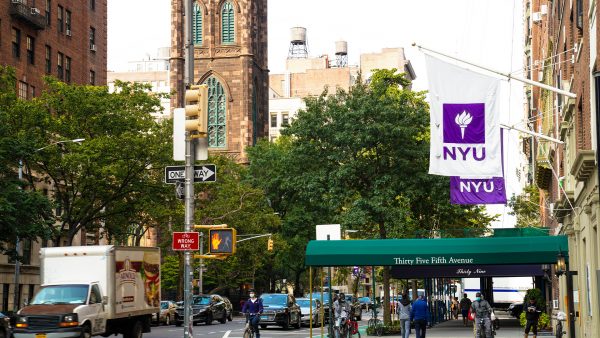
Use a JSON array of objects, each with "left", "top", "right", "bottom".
[{"left": 141, "top": 311, "right": 541, "bottom": 338}]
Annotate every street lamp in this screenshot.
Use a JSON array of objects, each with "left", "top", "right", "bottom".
[
  {"left": 13, "top": 137, "right": 85, "bottom": 311},
  {"left": 555, "top": 252, "right": 567, "bottom": 276}
]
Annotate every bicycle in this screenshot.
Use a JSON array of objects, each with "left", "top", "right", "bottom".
[
  {"left": 343, "top": 313, "right": 361, "bottom": 338},
  {"left": 243, "top": 313, "right": 258, "bottom": 338},
  {"left": 367, "top": 306, "right": 383, "bottom": 336},
  {"left": 553, "top": 311, "right": 566, "bottom": 338}
]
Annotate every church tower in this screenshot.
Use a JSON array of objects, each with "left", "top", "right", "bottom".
[{"left": 170, "top": 0, "right": 269, "bottom": 162}]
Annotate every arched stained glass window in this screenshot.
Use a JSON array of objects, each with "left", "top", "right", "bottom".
[
  {"left": 221, "top": 1, "right": 235, "bottom": 44},
  {"left": 193, "top": 2, "right": 202, "bottom": 45},
  {"left": 204, "top": 76, "right": 226, "bottom": 147}
]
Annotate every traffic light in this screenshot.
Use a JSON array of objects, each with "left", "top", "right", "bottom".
[
  {"left": 208, "top": 228, "right": 236, "bottom": 255},
  {"left": 267, "top": 238, "right": 273, "bottom": 251},
  {"left": 184, "top": 84, "right": 209, "bottom": 136}
]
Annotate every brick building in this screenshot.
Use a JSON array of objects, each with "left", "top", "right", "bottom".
[
  {"left": 523, "top": 0, "right": 599, "bottom": 336},
  {"left": 170, "top": 0, "right": 269, "bottom": 163},
  {"left": 0, "top": 0, "right": 107, "bottom": 95},
  {"left": 0, "top": 0, "right": 107, "bottom": 313}
]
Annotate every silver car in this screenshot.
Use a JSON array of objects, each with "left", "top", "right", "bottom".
[
  {"left": 153, "top": 300, "right": 177, "bottom": 325},
  {"left": 296, "top": 298, "right": 320, "bottom": 327}
]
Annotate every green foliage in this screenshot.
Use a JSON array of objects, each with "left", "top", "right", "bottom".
[
  {"left": 524, "top": 288, "right": 545, "bottom": 311},
  {"left": 508, "top": 185, "right": 541, "bottom": 228},
  {"left": 520, "top": 311, "right": 550, "bottom": 329},
  {"left": 0, "top": 66, "right": 55, "bottom": 255},
  {"left": 161, "top": 254, "right": 181, "bottom": 295}
]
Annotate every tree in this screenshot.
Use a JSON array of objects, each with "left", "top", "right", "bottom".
[
  {"left": 508, "top": 185, "right": 541, "bottom": 228},
  {"left": 0, "top": 66, "right": 55, "bottom": 256},
  {"left": 12, "top": 78, "right": 175, "bottom": 245},
  {"left": 249, "top": 69, "right": 494, "bottom": 323}
]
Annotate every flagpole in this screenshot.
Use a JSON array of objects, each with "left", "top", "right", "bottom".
[
  {"left": 413, "top": 43, "right": 577, "bottom": 99},
  {"left": 500, "top": 124, "right": 564, "bottom": 144}
]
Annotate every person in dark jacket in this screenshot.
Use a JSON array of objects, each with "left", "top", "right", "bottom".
[
  {"left": 471, "top": 292, "right": 492, "bottom": 338},
  {"left": 242, "top": 289, "right": 264, "bottom": 338},
  {"left": 410, "top": 295, "right": 429, "bottom": 338},
  {"left": 459, "top": 293, "right": 472, "bottom": 327},
  {"left": 524, "top": 298, "right": 541, "bottom": 338}
]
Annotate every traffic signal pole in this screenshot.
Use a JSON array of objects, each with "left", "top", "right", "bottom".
[{"left": 183, "top": 0, "right": 194, "bottom": 337}]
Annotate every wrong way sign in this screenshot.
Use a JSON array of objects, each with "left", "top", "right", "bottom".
[
  {"left": 172, "top": 232, "right": 200, "bottom": 251},
  {"left": 164, "top": 164, "right": 216, "bottom": 184}
]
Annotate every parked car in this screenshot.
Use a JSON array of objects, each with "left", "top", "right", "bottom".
[
  {"left": 259, "top": 293, "right": 302, "bottom": 329},
  {"left": 508, "top": 302, "right": 524, "bottom": 318},
  {"left": 175, "top": 294, "right": 229, "bottom": 326},
  {"left": 296, "top": 298, "right": 320, "bottom": 327},
  {"left": 0, "top": 312, "right": 11, "bottom": 338},
  {"left": 345, "top": 295, "right": 363, "bottom": 321},
  {"left": 222, "top": 296, "right": 233, "bottom": 321},
  {"left": 358, "top": 296, "right": 372, "bottom": 310},
  {"left": 305, "top": 292, "right": 332, "bottom": 323},
  {"left": 153, "top": 300, "right": 177, "bottom": 325}
]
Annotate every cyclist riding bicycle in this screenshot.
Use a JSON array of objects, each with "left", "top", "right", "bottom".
[
  {"left": 242, "top": 289, "right": 264, "bottom": 338},
  {"left": 334, "top": 293, "right": 350, "bottom": 338},
  {"left": 471, "top": 292, "right": 493, "bottom": 338}
]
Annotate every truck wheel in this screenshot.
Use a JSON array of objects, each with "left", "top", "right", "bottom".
[
  {"left": 124, "top": 321, "right": 143, "bottom": 338},
  {"left": 80, "top": 324, "right": 91, "bottom": 338}
]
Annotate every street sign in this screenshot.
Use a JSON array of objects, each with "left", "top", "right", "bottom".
[
  {"left": 172, "top": 232, "right": 200, "bottom": 251},
  {"left": 175, "top": 181, "right": 185, "bottom": 200},
  {"left": 164, "top": 164, "right": 216, "bottom": 184}
]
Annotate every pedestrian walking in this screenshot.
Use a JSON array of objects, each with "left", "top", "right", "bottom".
[
  {"left": 410, "top": 295, "right": 429, "bottom": 338},
  {"left": 451, "top": 297, "right": 459, "bottom": 319},
  {"left": 398, "top": 293, "right": 412, "bottom": 338},
  {"left": 523, "top": 298, "right": 541, "bottom": 338},
  {"left": 459, "top": 293, "right": 472, "bottom": 326}
]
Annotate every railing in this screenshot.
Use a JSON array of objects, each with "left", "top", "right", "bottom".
[{"left": 9, "top": 1, "right": 47, "bottom": 30}]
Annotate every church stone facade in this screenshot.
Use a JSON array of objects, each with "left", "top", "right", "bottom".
[{"left": 170, "top": 0, "right": 269, "bottom": 163}]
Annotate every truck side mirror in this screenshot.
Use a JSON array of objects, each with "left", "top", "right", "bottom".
[{"left": 102, "top": 296, "right": 108, "bottom": 305}]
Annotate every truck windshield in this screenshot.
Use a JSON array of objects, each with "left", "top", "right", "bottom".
[{"left": 30, "top": 285, "right": 89, "bottom": 305}]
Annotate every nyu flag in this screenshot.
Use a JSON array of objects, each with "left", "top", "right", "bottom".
[
  {"left": 450, "top": 129, "right": 506, "bottom": 205},
  {"left": 426, "top": 55, "right": 502, "bottom": 177}
]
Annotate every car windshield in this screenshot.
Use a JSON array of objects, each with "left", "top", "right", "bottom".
[
  {"left": 192, "top": 296, "right": 211, "bottom": 305},
  {"left": 261, "top": 294, "right": 288, "bottom": 306},
  {"left": 306, "top": 293, "right": 329, "bottom": 303},
  {"left": 161, "top": 302, "right": 169, "bottom": 309},
  {"left": 296, "top": 299, "right": 313, "bottom": 307},
  {"left": 359, "top": 297, "right": 370, "bottom": 302},
  {"left": 31, "top": 285, "right": 89, "bottom": 305}
]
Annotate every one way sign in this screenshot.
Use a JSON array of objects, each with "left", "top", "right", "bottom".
[{"left": 164, "top": 164, "right": 217, "bottom": 184}]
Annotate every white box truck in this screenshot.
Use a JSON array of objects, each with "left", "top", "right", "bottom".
[{"left": 13, "top": 246, "right": 160, "bottom": 338}]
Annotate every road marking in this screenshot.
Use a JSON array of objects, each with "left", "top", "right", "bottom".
[{"left": 222, "top": 330, "right": 231, "bottom": 338}]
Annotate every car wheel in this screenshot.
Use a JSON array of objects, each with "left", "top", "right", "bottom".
[
  {"left": 227, "top": 311, "right": 233, "bottom": 321},
  {"left": 219, "top": 312, "right": 227, "bottom": 324},
  {"left": 165, "top": 315, "right": 170, "bottom": 326},
  {"left": 282, "top": 315, "right": 290, "bottom": 329},
  {"left": 205, "top": 313, "right": 212, "bottom": 325},
  {"left": 294, "top": 313, "right": 301, "bottom": 329}
]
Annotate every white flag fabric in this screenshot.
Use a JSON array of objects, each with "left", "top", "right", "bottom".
[{"left": 425, "top": 54, "right": 502, "bottom": 178}]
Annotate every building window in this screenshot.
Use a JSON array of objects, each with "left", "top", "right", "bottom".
[
  {"left": 193, "top": 2, "right": 202, "bottom": 45},
  {"left": 29, "top": 85, "right": 35, "bottom": 99},
  {"left": 89, "top": 27, "right": 96, "bottom": 50},
  {"left": 576, "top": 0, "right": 583, "bottom": 30},
  {"left": 90, "top": 70, "right": 95, "bottom": 85},
  {"left": 26, "top": 36, "right": 34, "bottom": 65},
  {"left": 27, "top": 285, "right": 35, "bottom": 304},
  {"left": 203, "top": 76, "right": 227, "bottom": 148},
  {"left": 221, "top": 1, "right": 235, "bottom": 44},
  {"left": 45, "top": 45, "right": 51, "bottom": 74},
  {"left": 18, "top": 81, "right": 27, "bottom": 100},
  {"left": 65, "top": 10, "right": 71, "bottom": 34},
  {"left": 21, "top": 239, "right": 31, "bottom": 265},
  {"left": 57, "top": 52, "right": 63, "bottom": 80},
  {"left": 281, "top": 113, "right": 289, "bottom": 126},
  {"left": 90, "top": 0, "right": 95, "bottom": 10},
  {"left": 57, "top": 5, "right": 63, "bottom": 33},
  {"left": 270, "top": 113, "right": 277, "bottom": 127},
  {"left": 65, "top": 56, "right": 71, "bottom": 82},
  {"left": 2, "top": 284, "right": 9, "bottom": 312},
  {"left": 12, "top": 28, "right": 20, "bottom": 58},
  {"left": 45, "top": 0, "right": 51, "bottom": 26}
]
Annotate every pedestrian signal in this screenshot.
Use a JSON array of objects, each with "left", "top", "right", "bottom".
[{"left": 208, "top": 228, "right": 236, "bottom": 255}]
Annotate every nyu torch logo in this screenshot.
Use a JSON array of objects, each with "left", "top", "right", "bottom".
[{"left": 442, "top": 103, "right": 486, "bottom": 161}]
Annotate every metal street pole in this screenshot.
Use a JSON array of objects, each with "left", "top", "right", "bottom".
[
  {"left": 13, "top": 160, "right": 23, "bottom": 312},
  {"left": 183, "top": 0, "right": 195, "bottom": 336}
]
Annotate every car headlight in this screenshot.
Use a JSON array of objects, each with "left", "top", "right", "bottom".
[
  {"left": 15, "top": 316, "right": 27, "bottom": 328},
  {"left": 63, "top": 314, "right": 77, "bottom": 322},
  {"left": 59, "top": 314, "right": 79, "bottom": 327}
]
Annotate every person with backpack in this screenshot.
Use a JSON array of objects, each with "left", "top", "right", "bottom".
[
  {"left": 397, "top": 293, "right": 412, "bottom": 338},
  {"left": 470, "top": 292, "right": 492, "bottom": 338},
  {"left": 459, "top": 293, "right": 472, "bottom": 327}
]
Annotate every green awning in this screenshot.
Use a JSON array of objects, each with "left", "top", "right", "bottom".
[{"left": 305, "top": 236, "right": 568, "bottom": 267}]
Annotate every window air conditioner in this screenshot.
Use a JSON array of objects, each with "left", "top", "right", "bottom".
[
  {"left": 31, "top": 8, "right": 40, "bottom": 15},
  {"left": 90, "top": 44, "right": 97, "bottom": 52},
  {"left": 540, "top": 4, "right": 548, "bottom": 15},
  {"left": 553, "top": 299, "right": 559, "bottom": 309},
  {"left": 66, "top": 29, "right": 72, "bottom": 36},
  {"left": 532, "top": 12, "right": 542, "bottom": 23}
]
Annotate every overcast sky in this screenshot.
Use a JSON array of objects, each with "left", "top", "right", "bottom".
[{"left": 108, "top": 0, "right": 524, "bottom": 226}]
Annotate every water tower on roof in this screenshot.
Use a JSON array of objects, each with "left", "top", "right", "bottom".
[
  {"left": 335, "top": 40, "right": 348, "bottom": 67},
  {"left": 288, "top": 27, "right": 309, "bottom": 59}
]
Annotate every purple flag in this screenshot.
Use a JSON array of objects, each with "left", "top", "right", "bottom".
[
  {"left": 450, "top": 177, "right": 507, "bottom": 204},
  {"left": 450, "top": 129, "right": 506, "bottom": 205}
]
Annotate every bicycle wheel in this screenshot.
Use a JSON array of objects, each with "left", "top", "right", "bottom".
[
  {"left": 373, "top": 319, "right": 383, "bottom": 336},
  {"left": 243, "top": 328, "right": 253, "bottom": 338}
]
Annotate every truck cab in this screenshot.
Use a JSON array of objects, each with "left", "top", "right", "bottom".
[{"left": 14, "top": 282, "right": 107, "bottom": 338}]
